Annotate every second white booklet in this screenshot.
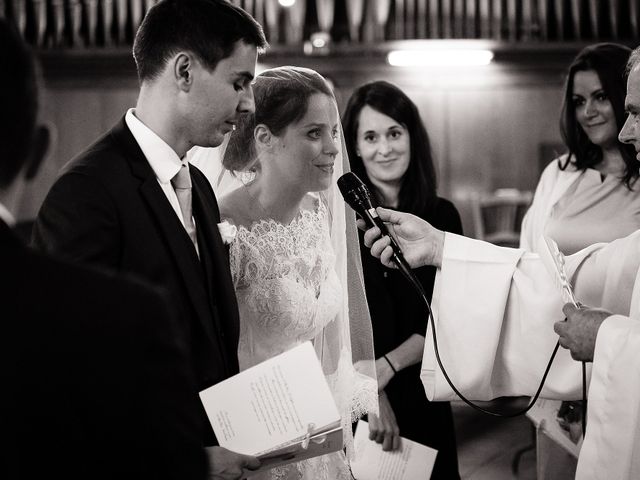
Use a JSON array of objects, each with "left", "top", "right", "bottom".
[
  {"left": 351, "top": 420, "right": 438, "bottom": 480},
  {"left": 199, "top": 341, "right": 341, "bottom": 456}
]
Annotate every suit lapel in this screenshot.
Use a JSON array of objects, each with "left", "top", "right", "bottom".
[
  {"left": 191, "top": 169, "right": 240, "bottom": 368},
  {"left": 110, "top": 119, "right": 216, "bottom": 341}
]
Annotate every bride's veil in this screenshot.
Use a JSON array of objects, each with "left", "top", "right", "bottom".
[{"left": 188, "top": 66, "right": 378, "bottom": 457}]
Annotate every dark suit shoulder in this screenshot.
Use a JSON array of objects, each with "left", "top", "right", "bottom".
[
  {"left": 55, "top": 118, "right": 154, "bottom": 194},
  {"left": 31, "top": 157, "right": 121, "bottom": 262},
  {"left": 31, "top": 118, "right": 142, "bottom": 260},
  {"left": 60, "top": 124, "right": 135, "bottom": 181}
]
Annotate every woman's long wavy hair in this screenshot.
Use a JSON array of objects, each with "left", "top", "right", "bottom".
[
  {"left": 560, "top": 43, "right": 638, "bottom": 187},
  {"left": 342, "top": 81, "right": 438, "bottom": 215}
]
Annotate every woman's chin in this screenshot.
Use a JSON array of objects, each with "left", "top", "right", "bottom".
[{"left": 308, "top": 177, "right": 333, "bottom": 192}]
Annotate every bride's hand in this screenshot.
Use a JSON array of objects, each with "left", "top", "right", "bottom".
[{"left": 368, "top": 391, "right": 401, "bottom": 451}]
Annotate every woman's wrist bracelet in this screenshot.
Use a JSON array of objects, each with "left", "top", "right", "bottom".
[{"left": 383, "top": 354, "right": 397, "bottom": 374}]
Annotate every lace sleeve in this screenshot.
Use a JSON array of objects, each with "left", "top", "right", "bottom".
[{"left": 350, "top": 369, "right": 379, "bottom": 422}]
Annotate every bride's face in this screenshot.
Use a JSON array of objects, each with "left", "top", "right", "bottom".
[{"left": 270, "top": 93, "right": 340, "bottom": 193}]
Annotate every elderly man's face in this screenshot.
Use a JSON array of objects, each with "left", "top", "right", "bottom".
[{"left": 619, "top": 65, "right": 640, "bottom": 159}]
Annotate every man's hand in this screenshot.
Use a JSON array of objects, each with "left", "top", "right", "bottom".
[
  {"left": 368, "top": 391, "right": 401, "bottom": 451},
  {"left": 205, "top": 446, "right": 260, "bottom": 480},
  {"left": 554, "top": 303, "right": 612, "bottom": 362},
  {"left": 359, "top": 207, "right": 445, "bottom": 268}
]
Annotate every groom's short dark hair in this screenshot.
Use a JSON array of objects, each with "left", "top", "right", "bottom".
[{"left": 133, "top": 0, "right": 267, "bottom": 83}]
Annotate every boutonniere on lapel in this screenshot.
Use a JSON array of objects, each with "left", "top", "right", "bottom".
[{"left": 217, "top": 221, "right": 237, "bottom": 245}]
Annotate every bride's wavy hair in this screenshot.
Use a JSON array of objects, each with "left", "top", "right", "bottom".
[{"left": 223, "top": 66, "right": 335, "bottom": 173}]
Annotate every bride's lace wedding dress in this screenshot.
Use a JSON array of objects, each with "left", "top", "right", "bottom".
[{"left": 227, "top": 198, "right": 369, "bottom": 480}]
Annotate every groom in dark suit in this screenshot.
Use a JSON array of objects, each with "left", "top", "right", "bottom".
[
  {"left": 32, "top": 0, "right": 267, "bottom": 476},
  {"left": 1, "top": 18, "right": 209, "bottom": 480}
]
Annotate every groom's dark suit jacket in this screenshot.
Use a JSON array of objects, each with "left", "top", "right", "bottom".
[
  {"left": 1, "top": 220, "right": 206, "bottom": 479},
  {"left": 32, "top": 117, "right": 240, "bottom": 444}
]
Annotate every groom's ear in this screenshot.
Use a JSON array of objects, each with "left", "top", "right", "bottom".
[
  {"left": 254, "top": 124, "right": 273, "bottom": 148},
  {"left": 173, "top": 52, "right": 194, "bottom": 92}
]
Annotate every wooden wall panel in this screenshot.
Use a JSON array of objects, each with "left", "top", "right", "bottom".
[
  {"left": 20, "top": 55, "right": 570, "bottom": 238},
  {"left": 17, "top": 86, "right": 138, "bottom": 219},
  {"left": 445, "top": 89, "right": 501, "bottom": 231},
  {"left": 445, "top": 87, "right": 562, "bottom": 233}
]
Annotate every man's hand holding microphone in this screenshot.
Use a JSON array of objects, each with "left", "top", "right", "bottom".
[{"left": 351, "top": 180, "right": 613, "bottom": 364}]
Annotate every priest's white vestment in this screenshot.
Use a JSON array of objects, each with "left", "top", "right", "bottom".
[{"left": 421, "top": 231, "right": 640, "bottom": 479}]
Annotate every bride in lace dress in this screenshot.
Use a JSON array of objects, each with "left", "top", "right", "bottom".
[{"left": 218, "top": 66, "right": 378, "bottom": 480}]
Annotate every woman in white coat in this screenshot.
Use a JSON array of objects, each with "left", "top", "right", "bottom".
[{"left": 521, "top": 43, "right": 640, "bottom": 256}]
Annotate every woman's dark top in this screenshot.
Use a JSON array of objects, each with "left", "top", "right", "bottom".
[{"left": 359, "top": 196, "right": 463, "bottom": 480}]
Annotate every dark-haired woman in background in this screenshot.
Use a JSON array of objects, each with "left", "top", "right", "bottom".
[{"left": 343, "top": 81, "right": 461, "bottom": 479}]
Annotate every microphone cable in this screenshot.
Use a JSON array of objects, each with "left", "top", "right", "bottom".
[
  {"left": 400, "top": 259, "right": 562, "bottom": 417},
  {"left": 338, "top": 171, "right": 587, "bottom": 419}
]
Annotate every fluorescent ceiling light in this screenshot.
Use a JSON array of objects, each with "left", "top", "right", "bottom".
[
  {"left": 278, "top": 0, "right": 295, "bottom": 7},
  {"left": 387, "top": 49, "right": 494, "bottom": 67}
]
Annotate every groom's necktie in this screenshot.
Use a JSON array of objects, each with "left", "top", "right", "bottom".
[{"left": 171, "top": 164, "right": 198, "bottom": 253}]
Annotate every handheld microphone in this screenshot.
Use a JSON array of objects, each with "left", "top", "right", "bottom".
[
  {"left": 337, "top": 172, "right": 422, "bottom": 292},
  {"left": 338, "top": 171, "right": 567, "bottom": 419},
  {"left": 338, "top": 172, "right": 565, "bottom": 418}
]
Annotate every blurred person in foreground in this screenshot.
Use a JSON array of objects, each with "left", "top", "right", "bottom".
[
  {"left": 361, "top": 46, "right": 640, "bottom": 480},
  {"left": 343, "top": 80, "right": 461, "bottom": 479},
  {"left": 0, "top": 18, "right": 208, "bottom": 480}
]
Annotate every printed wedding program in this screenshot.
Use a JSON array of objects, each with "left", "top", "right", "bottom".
[
  {"left": 351, "top": 420, "right": 437, "bottom": 480},
  {"left": 199, "top": 341, "right": 342, "bottom": 469}
]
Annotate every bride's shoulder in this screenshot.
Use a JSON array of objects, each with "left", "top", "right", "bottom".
[{"left": 219, "top": 188, "right": 254, "bottom": 229}]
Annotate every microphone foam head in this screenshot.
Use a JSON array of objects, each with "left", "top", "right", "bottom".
[
  {"left": 337, "top": 172, "right": 364, "bottom": 196},
  {"left": 337, "top": 172, "right": 374, "bottom": 210}
]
